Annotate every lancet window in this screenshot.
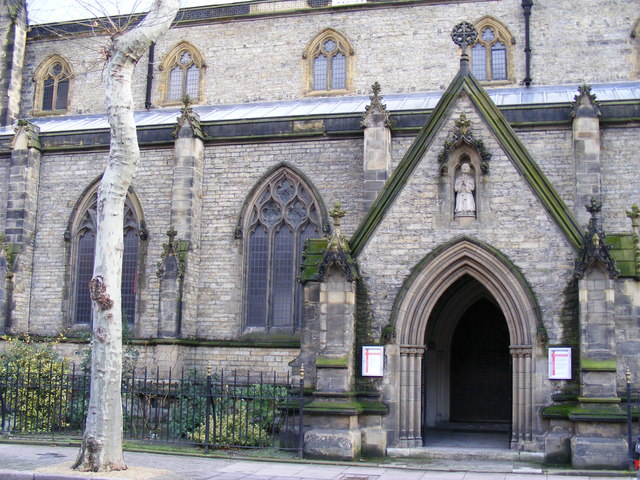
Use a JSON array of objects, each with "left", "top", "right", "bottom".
[
  {"left": 70, "top": 192, "right": 141, "bottom": 326},
  {"left": 244, "top": 169, "right": 322, "bottom": 331}
]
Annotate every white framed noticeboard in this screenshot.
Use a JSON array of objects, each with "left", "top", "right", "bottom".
[
  {"left": 362, "top": 346, "right": 384, "bottom": 377},
  {"left": 548, "top": 347, "right": 572, "bottom": 380}
]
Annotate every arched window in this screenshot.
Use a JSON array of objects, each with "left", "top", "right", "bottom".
[
  {"left": 160, "top": 42, "right": 205, "bottom": 104},
  {"left": 69, "top": 187, "right": 142, "bottom": 326},
  {"left": 34, "top": 55, "right": 72, "bottom": 114},
  {"left": 471, "top": 18, "right": 513, "bottom": 83},
  {"left": 243, "top": 169, "right": 323, "bottom": 331},
  {"left": 304, "top": 29, "right": 353, "bottom": 95}
]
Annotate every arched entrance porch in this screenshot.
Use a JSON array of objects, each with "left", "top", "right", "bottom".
[
  {"left": 423, "top": 276, "right": 511, "bottom": 446},
  {"left": 391, "top": 238, "right": 539, "bottom": 450}
]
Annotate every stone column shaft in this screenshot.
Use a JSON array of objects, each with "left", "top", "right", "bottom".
[
  {"left": 3, "top": 122, "right": 42, "bottom": 333},
  {"left": 398, "top": 345, "right": 424, "bottom": 447},
  {"left": 362, "top": 83, "right": 391, "bottom": 211},
  {"left": 159, "top": 112, "right": 204, "bottom": 338},
  {"left": 572, "top": 88, "right": 601, "bottom": 226}
]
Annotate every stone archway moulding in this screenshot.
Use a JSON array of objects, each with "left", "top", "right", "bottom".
[{"left": 390, "top": 236, "right": 540, "bottom": 449}]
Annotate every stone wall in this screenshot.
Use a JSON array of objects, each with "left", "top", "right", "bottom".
[
  {"left": 24, "top": 138, "right": 364, "bottom": 340},
  {"left": 195, "top": 138, "right": 363, "bottom": 339},
  {"left": 614, "top": 279, "right": 640, "bottom": 388},
  {"left": 27, "top": 148, "right": 174, "bottom": 336},
  {"left": 357, "top": 97, "right": 577, "bottom": 401},
  {"left": 19, "top": 0, "right": 639, "bottom": 116},
  {"left": 601, "top": 126, "right": 640, "bottom": 233},
  {"left": 1, "top": 340, "right": 299, "bottom": 379}
]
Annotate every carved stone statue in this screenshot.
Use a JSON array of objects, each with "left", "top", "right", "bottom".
[{"left": 454, "top": 163, "right": 476, "bottom": 217}]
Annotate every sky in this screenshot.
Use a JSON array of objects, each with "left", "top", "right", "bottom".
[{"left": 26, "top": 0, "right": 243, "bottom": 25}]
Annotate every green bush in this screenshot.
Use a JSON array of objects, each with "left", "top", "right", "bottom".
[
  {"left": 167, "top": 371, "right": 208, "bottom": 439},
  {"left": 0, "top": 335, "right": 70, "bottom": 432},
  {"left": 192, "top": 400, "right": 271, "bottom": 447}
]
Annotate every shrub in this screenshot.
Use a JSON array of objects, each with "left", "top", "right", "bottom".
[
  {"left": 0, "top": 335, "right": 70, "bottom": 432},
  {"left": 192, "top": 400, "right": 271, "bottom": 447}
]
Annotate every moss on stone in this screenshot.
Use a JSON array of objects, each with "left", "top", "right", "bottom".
[
  {"left": 304, "top": 398, "right": 388, "bottom": 415},
  {"left": 316, "top": 355, "right": 349, "bottom": 367},
  {"left": 542, "top": 402, "right": 578, "bottom": 419},
  {"left": 605, "top": 234, "right": 637, "bottom": 277},
  {"left": 581, "top": 357, "right": 617, "bottom": 371}
]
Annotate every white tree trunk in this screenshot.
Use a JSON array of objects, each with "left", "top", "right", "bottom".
[{"left": 73, "top": 0, "right": 179, "bottom": 472}]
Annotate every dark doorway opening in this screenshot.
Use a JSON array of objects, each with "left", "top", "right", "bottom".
[
  {"left": 449, "top": 297, "right": 512, "bottom": 427},
  {"left": 422, "top": 276, "right": 512, "bottom": 448}
]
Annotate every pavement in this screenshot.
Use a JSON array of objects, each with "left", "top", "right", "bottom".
[{"left": 0, "top": 442, "right": 637, "bottom": 480}]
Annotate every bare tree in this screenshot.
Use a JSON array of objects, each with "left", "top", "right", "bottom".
[{"left": 72, "top": 0, "right": 179, "bottom": 472}]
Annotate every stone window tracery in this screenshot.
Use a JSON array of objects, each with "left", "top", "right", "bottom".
[
  {"left": 304, "top": 29, "right": 353, "bottom": 95},
  {"left": 243, "top": 169, "right": 322, "bottom": 331},
  {"left": 160, "top": 42, "right": 205, "bottom": 104},
  {"left": 69, "top": 187, "right": 142, "bottom": 327},
  {"left": 33, "top": 55, "right": 72, "bottom": 114},
  {"left": 471, "top": 18, "right": 513, "bottom": 83}
]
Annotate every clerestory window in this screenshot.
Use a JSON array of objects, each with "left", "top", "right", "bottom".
[
  {"left": 160, "top": 42, "right": 205, "bottom": 104},
  {"left": 34, "top": 56, "right": 72, "bottom": 114},
  {"left": 243, "top": 169, "right": 323, "bottom": 331},
  {"left": 304, "top": 29, "right": 353, "bottom": 95},
  {"left": 470, "top": 18, "right": 513, "bottom": 83}
]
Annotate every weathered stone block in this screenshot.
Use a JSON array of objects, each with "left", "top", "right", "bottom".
[
  {"left": 545, "top": 431, "right": 572, "bottom": 465},
  {"left": 361, "top": 426, "right": 387, "bottom": 457},
  {"left": 571, "top": 435, "right": 628, "bottom": 469},
  {"left": 304, "top": 428, "right": 360, "bottom": 461}
]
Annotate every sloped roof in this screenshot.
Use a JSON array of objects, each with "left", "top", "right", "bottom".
[
  {"left": 349, "top": 65, "right": 585, "bottom": 257},
  {"left": 1, "top": 82, "right": 638, "bottom": 136}
]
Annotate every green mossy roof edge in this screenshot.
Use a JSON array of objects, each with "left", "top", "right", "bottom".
[{"left": 349, "top": 69, "right": 583, "bottom": 257}]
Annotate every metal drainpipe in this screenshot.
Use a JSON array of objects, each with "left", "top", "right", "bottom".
[
  {"left": 522, "top": 0, "right": 533, "bottom": 87},
  {"left": 145, "top": 43, "right": 155, "bottom": 109}
]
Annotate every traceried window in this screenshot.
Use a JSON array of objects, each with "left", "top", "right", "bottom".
[
  {"left": 71, "top": 195, "right": 141, "bottom": 326},
  {"left": 244, "top": 170, "right": 322, "bottom": 331},
  {"left": 304, "top": 29, "right": 353, "bottom": 94},
  {"left": 34, "top": 56, "right": 72, "bottom": 114},
  {"left": 470, "top": 18, "right": 513, "bottom": 82},
  {"left": 160, "top": 42, "right": 205, "bottom": 104}
]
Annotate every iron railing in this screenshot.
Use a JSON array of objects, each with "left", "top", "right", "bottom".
[
  {"left": 626, "top": 370, "right": 639, "bottom": 471},
  {"left": 0, "top": 361, "right": 304, "bottom": 457}
]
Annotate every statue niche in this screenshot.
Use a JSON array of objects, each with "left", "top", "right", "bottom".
[{"left": 454, "top": 161, "right": 476, "bottom": 218}]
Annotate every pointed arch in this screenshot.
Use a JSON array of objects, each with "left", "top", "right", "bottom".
[
  {"left": 392, "top": 236, "right": 541, "bottom": 346},
  {"left": 65, "top": 178, "right": 146, "bottom": 327},
  {"left": 158, "top": 41, "right": 206, "bottom": 105},
  {"left": 240, "top": 166, "right": 326, "bottom": 332},
  {"left": 471, "top": 16, "right": 515, "bottom": 83},
  {"left": 303, "top": 28, "right": 354, "bottom": 95},
  {"left": 33, "top": 55, "right": 73, "bottom": 114},
  {"left": 390, "top": 236, "right": 541, "bottom": 448}
]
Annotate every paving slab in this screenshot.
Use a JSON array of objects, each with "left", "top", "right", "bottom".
[{"left": 0, "top": 442, "right": 638, "bottom": 480}]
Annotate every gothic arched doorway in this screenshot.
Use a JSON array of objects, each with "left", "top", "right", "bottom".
[
  {"left": 422, "top": 276, "right": 512, "bottom": 444},
  {"left": 391, "top": 238, "right": 539, "bottom": 450}
]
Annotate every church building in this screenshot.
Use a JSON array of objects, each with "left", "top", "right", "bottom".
[{"left": 0, "top": 0, "right": 639, "bottom": 468}]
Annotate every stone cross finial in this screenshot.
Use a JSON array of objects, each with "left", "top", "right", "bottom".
[
  {"left": 451, "top": 22, "right": 478, "bottom": 72},
  {"left": 328, "top": 203, "right": 347, "bottom": 252},
  {"left": 329, "top": 202, "right": 346, "bottom": 229},
  {"left": 166, "top": 226, "right": 178, "bottom": 244},
  {"left": 626, "top": 203, "right": 640, "bottom": 228},
  {"left": 371, "top": 81, "right": 381, "bottom": 98},
  {"left": 455, "top": 113, "right": 472, "bottom": 136}
]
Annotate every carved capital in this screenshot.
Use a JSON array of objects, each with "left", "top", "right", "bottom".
[
  {"left": 510, "top": 345, "right": 532, "bottom": 358},
  {"left": 400, "top": 345, "right": 425, "bottom": 357}
]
